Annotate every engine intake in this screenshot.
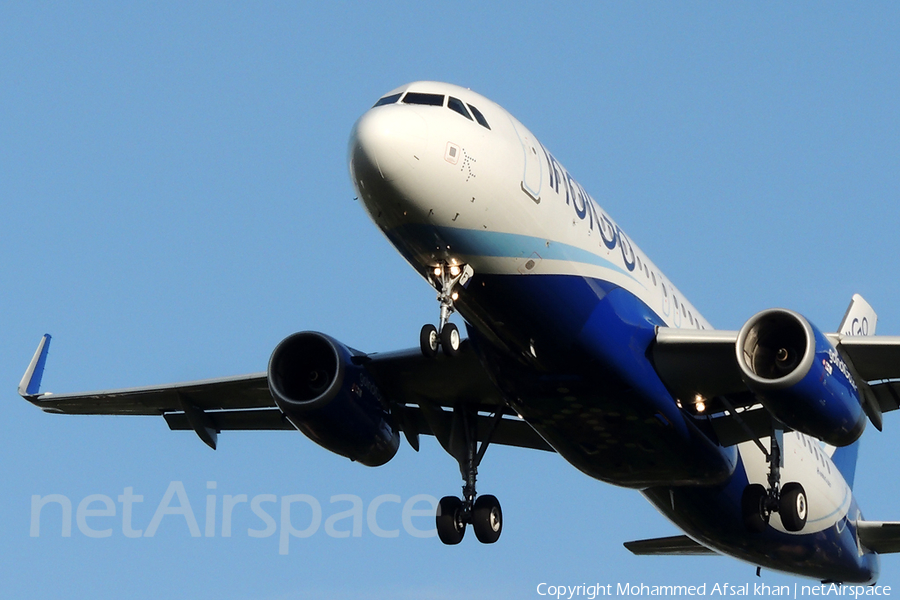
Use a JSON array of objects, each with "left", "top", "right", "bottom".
[
  {"left": 268, "top": 332, "right": 399, "bottom": 466},
  {"left": 736, "top": 309, "right": 865, "bottom": 446}
]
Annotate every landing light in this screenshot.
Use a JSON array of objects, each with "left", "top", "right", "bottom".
[
  {"left": 451, "top": 292, "right": 458, "bottom": 301},
  {"left": 450, "top": 265, "right": 460, "bottom": 276},
  {"left": 694, "top": 394, "right": 707, "bottom": 413},
  {"left": 433, "top": 267, "right": 442, "bottom": 277}
]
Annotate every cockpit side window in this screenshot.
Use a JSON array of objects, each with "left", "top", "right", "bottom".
[
  {"left": 402, "top": 92, "right": 445, "bottom": 106},
  {"left": 373, "top": 93, "right": 402, "bottom": 107},
  {"left": 467, "top": 104, "right": 491, "bottom": 130},
  {"left": 448, "top": 97, "right": 473, "bottom": 120}
]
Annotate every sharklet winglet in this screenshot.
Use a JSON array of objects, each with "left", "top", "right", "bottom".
[{"left": 18, "top": 334, "right": 52, "bottom": 398}]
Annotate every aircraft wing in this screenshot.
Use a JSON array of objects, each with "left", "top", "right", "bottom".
[
  {"left": 624, "top": 535, "right": 718, "bottom": 556},
  {"left": 19, "top": 334, "right": 551, "bottom": 453},
  {"left": 838, "top": 336, "right": 900, "bottom": 414},
  {"left": 857, "top": 521, "right": 900, "bottom": 554},
  {"left": 651, "top": 328, "right": 900, "bottom": 444},
  {"left": 21, "top": 371, "right": 274, "bottom": 417}
]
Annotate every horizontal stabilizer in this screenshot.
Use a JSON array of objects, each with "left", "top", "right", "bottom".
[
  {"left": 857, "top": 521, "right": 900, "bottom": 554},
  {"left": 624, "top": 535, "right": 717, "bottom": 556}
]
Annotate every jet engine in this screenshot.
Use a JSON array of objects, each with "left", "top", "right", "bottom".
[
  {"left": 736, "top": 309, "right": 865, "bottom": 446},
  {"left": 268, "top": 331, "right": 399, "bottom": 466}
]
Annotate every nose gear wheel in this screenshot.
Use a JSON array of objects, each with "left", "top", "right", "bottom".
[{"left": 419, "top": 263, "right": 473, "bottom": 358}]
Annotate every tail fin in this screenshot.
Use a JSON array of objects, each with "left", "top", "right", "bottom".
[
  {"left": 838, "top": 293, "right": 877, "bottom": 336},
  {"left": 828, "top": 440, "right": 861, "bottom": 489}
]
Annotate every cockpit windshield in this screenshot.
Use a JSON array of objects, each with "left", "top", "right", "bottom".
[
  {"left": 402, "top": 92, "right": 445, "bottom": 106},
  {"left": 371, "top": 90, "right": 491, "bottom": 130},
  {"left": 372, "top": 93, "right": 402, "bottom": 107}
]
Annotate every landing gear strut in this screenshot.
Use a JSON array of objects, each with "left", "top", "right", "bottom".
[
  {"left": 435, "top": 405, "right": 504, "bottom": 545},
  {"left": 740, "top": 427, "right": 807, "bottom": 533},
  {"left": 420, "top": 263, "right": 473, "bottom": 358}
]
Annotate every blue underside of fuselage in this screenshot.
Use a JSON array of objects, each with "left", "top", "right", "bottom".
[
  {"left": 457, "top": 269, "right": 738, "bottom": 488},
  {"left": 385, "top": 223, "right": 877, "bottom": 582},
  {"left": 461, "top": 272, "right": 877, "bottom": 582}
]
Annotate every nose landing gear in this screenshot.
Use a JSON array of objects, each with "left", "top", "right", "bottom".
[{"left": 420, "top": 263, "right": 473, "bottom": 358}]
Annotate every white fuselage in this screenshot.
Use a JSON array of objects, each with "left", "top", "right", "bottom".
[
  {"left": 349, "top": 81, "right": 709, "bottom": 333},
  {"left": 348, "top": 81, "right": 875, "bottom": 582}
]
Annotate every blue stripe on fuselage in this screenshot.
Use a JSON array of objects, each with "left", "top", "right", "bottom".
[{"left": 386, "top": 224, "right": 634, "bottom": 278}]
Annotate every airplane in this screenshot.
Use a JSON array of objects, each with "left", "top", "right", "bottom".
[{"left": 18, "top": 80, "right": 900, "bottom": 583}]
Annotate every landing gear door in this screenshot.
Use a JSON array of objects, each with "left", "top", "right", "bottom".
[{"left": 509, "top": 117, "right": 542, "bottom": 203}]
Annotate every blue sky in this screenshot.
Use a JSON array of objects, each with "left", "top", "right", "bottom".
[{"left": 3, "top": 3, "right": 900, "bottom": 598}]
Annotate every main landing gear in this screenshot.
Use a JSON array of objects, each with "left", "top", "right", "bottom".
[
  {"left": 420, "top": 262, "right": 473, "bottom": 358},
  {"left": 435, "top": 405, "right": 504, "bottom": 545},
  {"left": 741, "top": 428, "right": 807, "bottom": 533}
]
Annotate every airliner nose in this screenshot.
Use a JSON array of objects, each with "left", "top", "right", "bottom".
[{"left": 349, "top": 105, "right": 428, "bottom": 185}]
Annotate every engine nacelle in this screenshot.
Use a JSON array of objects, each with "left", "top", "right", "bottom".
[
  {"left": 736, "top": 309, "right": 865, "bottom": 446},
  {"left": 268, "top": 331, "right": 399, "bottom": 466}
]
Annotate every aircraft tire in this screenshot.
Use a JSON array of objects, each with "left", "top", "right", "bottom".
[
  {"left": 436, "top": 496, "right": 466, "bottom": 544},
  {"left": 440, "top": 323, "right": 460, "bottom": 357},
  {"left": 779, "top": 483, "right": 807, "bottom": 532},
  {"left": 472, "top": 494, "right": 502, "bottom": 544},
  {"left": 420, "top": 324, "right": 439, "bottom": 358},
  {"left": 741, "top": 484, "right": 768, "bottom": 533}
]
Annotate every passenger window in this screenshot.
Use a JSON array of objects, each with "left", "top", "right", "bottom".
[
  {"left": 448, "top": 97, "right": 473, "bottom": 120},
  {"left": 403, "top": 92, "right": 445, "bottom": 106},
  {"left": 373, "top": 93, "right": 402, "bottom": 107},
  {"left": 644, "top": 264, "right": 650, "bottom": 278},
  {"left": 651, "top": 272, "right": 656, "bottom": 286},
  {"left": 467, "top": 104, "right": 491, "bottom": 129},
  {"left": 635, "top": 255, "right": 642, "bottom": 270}
]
